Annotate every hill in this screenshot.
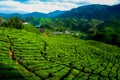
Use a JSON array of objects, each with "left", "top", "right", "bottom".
[
  {"left": 0, "top": 27, "right": 120, "bottom": 79},
  {"left": 0, "top": 12, "right": 48, "bottom": 18},
  {"left": 58, "top": 4, "right": 120, "bottom": 20},
  {"left": 48, "top": 10, "right": 65, "bottom": 17},
  {"left": 0, "top": 10, "right": 65, "bottom": 18},
  {"left": 25, "top": 12, "right": 48, "bottom": 18}
]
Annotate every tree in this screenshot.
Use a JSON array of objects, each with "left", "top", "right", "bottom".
[
  {"left": 0, "top": 17, "right": 4, "bottom": 25},
  {"left": 2, "top": 17, "right": 23, "bottom": 29},
  {"left": 88, "top": 19, "right": 103, "bottom": 35}
]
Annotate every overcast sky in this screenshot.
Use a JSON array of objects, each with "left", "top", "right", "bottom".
[{"left": 0, "top": 0, "right": 120, "bottom": 14}]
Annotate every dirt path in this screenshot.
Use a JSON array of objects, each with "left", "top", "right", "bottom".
[
  {"left": 7, "top": 36, "right": 14, "bottom": 59},
  {"left": 7, "top": 35, "right": 43, "bottom": 79}
]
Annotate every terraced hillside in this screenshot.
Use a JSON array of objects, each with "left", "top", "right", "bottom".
[{"left": 0, "top": 27, "right": 120, "bottom": 80}]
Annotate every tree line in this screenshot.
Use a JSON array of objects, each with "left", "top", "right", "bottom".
[{"left": 0, "top": 17, "right": 23, "bottom": 29}]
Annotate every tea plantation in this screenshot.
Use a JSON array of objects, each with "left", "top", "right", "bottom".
[{"left": 0, "top": 27, "right": 120, "bottom": 80}]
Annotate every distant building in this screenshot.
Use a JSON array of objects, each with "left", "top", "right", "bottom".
[
  {"left": 52, "top": 30, "right": 71, "bottom": 35},
  {"left": 35, "top": 25, "right": 41, "bottom": 28},
  {"left": 40, "top": 27, "right": 44, "bottom": 32},
  {"left": 36, "top": 25, "right": 44, "bottom": 33},
  {"left": 52, "top": 31, "right": 63, "bottom": 35},
  {"left": 65, "top": 30, "right": 70, "bottom": 34},
  {"left": 22, "top": 21, "right": 29, "bottom": 25}
]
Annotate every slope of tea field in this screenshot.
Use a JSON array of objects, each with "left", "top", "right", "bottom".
[{"left": 0, "top": 27, "right": 120, "bottom": 80}]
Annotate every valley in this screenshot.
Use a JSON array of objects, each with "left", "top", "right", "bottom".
[{"left": 0, "top": 3, "right": 120, "bottom": 80}]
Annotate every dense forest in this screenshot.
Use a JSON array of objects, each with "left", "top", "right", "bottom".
[{"left": 0, "top": 4, "right": 120, "bottom": 80}]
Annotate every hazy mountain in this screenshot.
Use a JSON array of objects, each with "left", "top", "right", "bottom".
[
  {"left": 0, "top": 12, "right": 48, "bottom": 18},
  {"left": 58, "top": 4, "right": 120, "bottom": 20},
  {"left": 9, "top": 13, "right": 24, "bottom": 18},
  {"left": 0, "top": 13, "right": 8, "bottom": 18},
  {"left": 48, "top": 10, "right": 65, "bottom": 17},
  {"left": 0, "top": 10, "right": 66, "bottom": 18},
  {"left": 25, "top": 12, "right": 48, "bottom": 18}
]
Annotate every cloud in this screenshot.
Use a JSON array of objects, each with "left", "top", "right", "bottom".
[
  {"left": 0, "top": 0, "right": 79, "bottom": 13},
  {"left": 88, "top": 0, "right": 120, "bottom": 5},
  {"left": 39, "top": 0, "right": 120, "bottom": 4},
  {"left": 0, "top": 0, "right": 119, "bottom": 14},
  {"left": 14, "top": 0, "right": 29, "bottom": 3}
]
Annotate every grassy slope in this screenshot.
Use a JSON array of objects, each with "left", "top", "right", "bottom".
[{"left": 0, "top": 27, "right": 120, "bottom": 80}]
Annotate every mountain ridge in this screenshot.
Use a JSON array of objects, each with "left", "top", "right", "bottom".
[
  {"left": 58, "top": 4, "right": 120, "bottom": 20},
  {"left": 0, "top": 10, "right": 65, "bottom": 18},
  {"left": 0, "top": 4, "right": 120, "bottom": 20}
]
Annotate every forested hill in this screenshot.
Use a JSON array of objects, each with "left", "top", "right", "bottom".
[
  {"left": 58, "top": 4, "right": 120, "bottom": 20},
  {"left": 0, "top": 27, "right": 120, "bottom": 79}
]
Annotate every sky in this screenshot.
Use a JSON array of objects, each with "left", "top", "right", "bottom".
[{"left": 0, "top": 0, "right": 120, "bottom": 14}]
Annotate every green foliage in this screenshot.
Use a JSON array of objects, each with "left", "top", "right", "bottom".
[
  {"left": 84, "top": 67, "right": 92, "bottom": 73},
  {"left": 0, "top": 27, "right": 120, "bottom": 79},
  {"left": 87, "top": 19, "right": 103, "bottom": 35},
  {"left": 23, "top": 24, "right": 40, "bottom": 34},
  {"left": 93, "top": 66, "right": 104, "bottom": 74},
  {"left": 1, "top": 17, "right": 23, "bottom": 29},
  {"left": 59, "top": 4, "right": 120, "bottom": 20},
  {"left": 101, "top": 70, "right": 109, "bottom": 77},
  {"left": 0, "top": 17, "right": 4, "bottom": 25},
  {"left": 24, "top": 17, "right": 120, "bottom": 48},
  {"left": 91, "top": 20, "right": 120, "bottom": 47},
  {"left": 89, "top": 75, "right": 99, "bottom": 80},
  {"left": 100, "top": 77, "right": 109, "bottom": 80},
  {"left": 25, "top": 17, "right": 40, "bottom": 26},
  {"left": 109, "top": 67, "right": 117, "bottom": 78}
]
